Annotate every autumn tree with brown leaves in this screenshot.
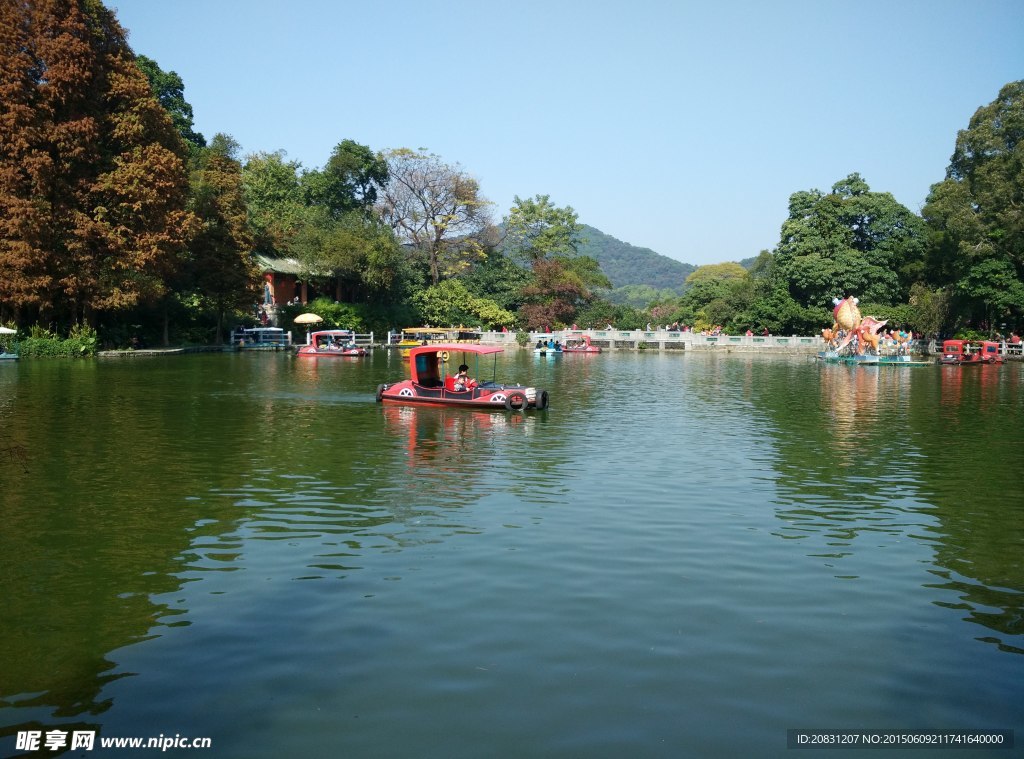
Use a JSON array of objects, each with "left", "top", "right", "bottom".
[{"left": 0, "top": 0, "right": 194, "bottom": 329}]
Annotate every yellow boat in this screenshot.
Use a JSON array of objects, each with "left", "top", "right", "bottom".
[{"left": 397, "top": 327, "right": 453, "bottom": 357}]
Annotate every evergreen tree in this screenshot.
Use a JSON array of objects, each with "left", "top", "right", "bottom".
[
  {"left": 135, "top": 54, "right": 205, "bottom": 151},
  {"left": 189, "top": 134, "right": 257, "bottom": 343}
]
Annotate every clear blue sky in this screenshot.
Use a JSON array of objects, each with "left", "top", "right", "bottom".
[{"left": 111, "top": 0, "right": 1023, "bottom": 267}]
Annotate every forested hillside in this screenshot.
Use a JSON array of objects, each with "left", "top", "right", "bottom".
[{"left": 577, "top": 225, "right": 695, "bottom": 291}]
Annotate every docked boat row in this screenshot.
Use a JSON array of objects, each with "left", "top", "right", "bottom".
[
  {"left": 938, "top": 339, "right": 1005, "bottom": 365},
  {"left": 396, "top": 326, "right": 481, "bottom": 357},
  {"left": 817, "top": 339, "right": 1008, "bottom": 367}
]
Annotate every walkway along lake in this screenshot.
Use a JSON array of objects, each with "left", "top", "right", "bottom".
[{"left": 1, "top": 351, "right": 1022, "bottom": 757}]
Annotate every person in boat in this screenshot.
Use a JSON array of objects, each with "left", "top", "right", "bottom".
[
  {"left": 535, "top": 339, "right": 544, "bottom": 349},
  {"left": 453, "top": 364, "right": 473, "bottom": 391}
]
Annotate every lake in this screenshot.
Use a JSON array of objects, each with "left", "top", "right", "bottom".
[{"left": 1, "top": 350, "right": 1022, "bottom": 758}]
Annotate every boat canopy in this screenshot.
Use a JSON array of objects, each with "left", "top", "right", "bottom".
[
  {"left": 408, "top": 343, "right": 503, "bottom": 359},
  {"left": 408, "top": 344, "right": 504, "bottom": 386},
  {"left": 401, "top": 327, "right": 450, "bottom": 338}
]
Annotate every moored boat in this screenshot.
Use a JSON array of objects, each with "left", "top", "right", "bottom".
[
  {"left": 534, "top": 346, "right": 563, "bottom": 357},
  {"left": 1, "top": 326, "right": 18, "bottom": 360},
  {"left": 938, "top": 339, "right": 1005, "bottom": 365},
  {"left": 562, "top": 334, "right": 601, "bottom": 353},
  {"left": 376, "top": 344, "right": 549, "bottom": 411},
  {"left": 230, "top": 326, "right": 291, "bottom": 350},
  {"left": 296, "top": 329, "right": 367, "bottom": 357},
  {"left": 533, "top": 334, "right": 562, "bottom": 356},
  {"left": 452, "top": 327, "right": 482, "bottom": 344},
  {"left": 396, "top": 327, "right": 453, "bottom": 357}
]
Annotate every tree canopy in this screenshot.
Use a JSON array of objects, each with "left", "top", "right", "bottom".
[
  {"left": 502, "top": 194, "right": 584, "bottom": 263},
  {"left": 377, "top": 148, "right": 492, "bottom": 285},
  {"left": 188, "top": 133, "right": 257, "bottom": 342},
  {"left": 0, "top": 0, "right": 194, "bottom": 328},
  {"left": 773, "top": 173, "right": 927, "bottom": 309},
  {"left": 135, "top": 54, "right": 205, "bottom": 151},
  {"left": 923, "top": 80, "right": 1024, "bottom": 329}
]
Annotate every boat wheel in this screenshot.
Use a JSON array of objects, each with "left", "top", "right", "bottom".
[{"left": 505, "top": 391, "right": 528, "bottom": 411}]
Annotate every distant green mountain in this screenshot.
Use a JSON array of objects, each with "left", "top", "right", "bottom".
[{"left": 577, "top": 224, "right": 695, "bottom": 293}]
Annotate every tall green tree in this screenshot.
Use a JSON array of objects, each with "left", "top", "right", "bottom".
[
  {"left": 461, "top": 248, "right": 532, "bottom": 312},
  {"left": 676, "top": 263, "right": 750, "bottom": 329},
  {"left": 922, "top": 80, "right": 1024, "bottom": 330},
  {"left": 736, "top": 251, "right": 822, "bottom": 335},
  {"left": 412, "top": 278, "right": 515, "bottom": 329},
  {"left": 188, "top": 134, "right": 257, "bottom": 343},
  {"left": 241, "top": 150, "right": 306, "bottom": 257},
  {"left": 774, "top": 173, "right": 927, "bottom": 309},
  {"left": 135, "top": 54, "right": 205, "bottom": 151},
  {"left": 0, "top": 0, "right": 194, "bottom": 328},
  {"left": 502, "top": 194, "right": 602, "bottom": 328},
  {"left": 293, "top": 208, "right": 406, "bottom": 302},
  {"left": 377, "top": 148, "right": 492, "bottom": 285},
  {"left": 502, "top": 194, "right": 584, "bottom": 263},
  {"left": 302, "top": 139, "right": 388, "bottom": 218}
]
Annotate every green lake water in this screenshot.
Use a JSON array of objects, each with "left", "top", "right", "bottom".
[{"left": 1, "top": 350, "right": 1022, "bottom": 758}]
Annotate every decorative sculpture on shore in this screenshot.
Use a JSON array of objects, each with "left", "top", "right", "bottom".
[{"left": 823, "top": 296, "right": 888, "bottom": 355}]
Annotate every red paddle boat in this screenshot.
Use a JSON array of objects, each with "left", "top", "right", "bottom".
[
  {"left": 376, "top": 344, "right": 549, "bottom": 411},
  {"left": 939, "top": 339, "right": 1004, "bottom": 365},
  {"left": 296, "top": 330, "right": 368, "bottom": 357},
  {"left": 562, "top": 334, "right": 602, "bottom": 353}
]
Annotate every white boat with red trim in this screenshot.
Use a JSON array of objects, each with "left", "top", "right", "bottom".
[{"left": 296, "top": 330, "right": 368, "bottom": 357}]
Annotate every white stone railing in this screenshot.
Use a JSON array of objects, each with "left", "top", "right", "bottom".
[{"left": 477, "top": 330, "right": 824, "bottom": 352}]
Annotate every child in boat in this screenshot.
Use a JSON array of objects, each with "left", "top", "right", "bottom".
[{"left": 453, "top": 364, "right": 472, "bottom": 391}]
